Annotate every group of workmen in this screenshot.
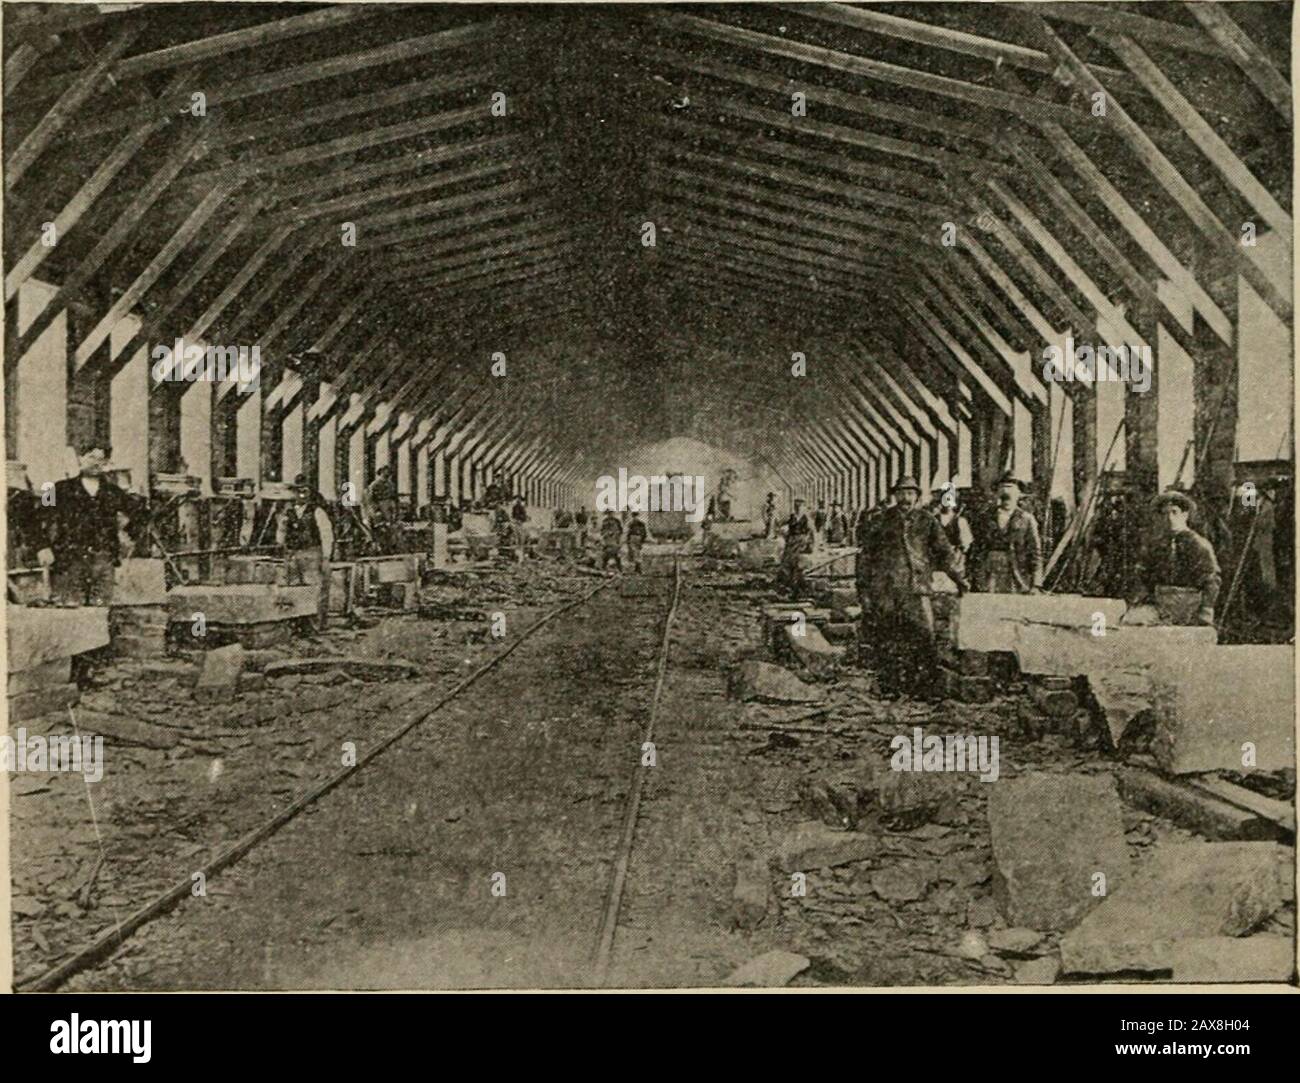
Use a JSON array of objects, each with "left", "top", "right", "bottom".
[{"left": 775, "top": 473, "right": 1222, "bottom": 699}]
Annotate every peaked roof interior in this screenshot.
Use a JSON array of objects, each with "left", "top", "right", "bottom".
[{"left": 4, "top": 1, "right": 1292, "bottom": 486}]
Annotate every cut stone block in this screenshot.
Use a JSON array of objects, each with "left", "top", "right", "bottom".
[
  {"left": 194, "top": 643, "right": 246, "bottom": 702},
  {"left": 955, "top": 593, "right": 1126, "bottom": 653},
  {"left": 6, "top": 683, "right": 81, "bottom": 722},
  {"left": 1150, "top": 646, "right": 1295, "bottom": 775},
  {"left": 222, "top": 556, "right": 284, "bottom": 585},
  {"left": 112, "top": 558, "right": 167, "bottom": 603},
  {"left": 728, "top": 661, "right": 824, "bottom": 705},
  {"left": 357, "top": 554, "right": 420, "bottom": 584},
  {"left": 783, "top": 622, "right": 844, "bottom": 677},
  {"left": 167, "top": 584, "right": 320, "bottom": 625},
  {"left": 6, "top": 604, "right": 110, "bottom": 671},
  {"left": 1013, "top": 623, "right": 1219, "bottom": 746},
  {"left": 1169, "top": 937, "right": 1296, "bottom": 983},
  {"left": 989, "top": 773, "right": 1128, "bottom": 931},
  {"left": 776, "top": 820, "right": 875, "bottom": 870},
  {"left": 7, "top": 657, "right": 71, "bottom": 695},
  {"left": 1059, "top": 842, "right": 1292, "bottom": 975},
  {"left": 1116, "top": 767, "right": 1279, "bottom": 842},
  {"left": 723, "top": 950, "right": 809, "bottom": 988}
]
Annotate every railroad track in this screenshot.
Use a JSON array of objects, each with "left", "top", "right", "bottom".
[{"left": 22, "top": 553, "right": 692, "bottom": 992}]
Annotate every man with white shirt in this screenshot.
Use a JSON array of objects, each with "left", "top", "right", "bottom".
[
  {"left": 40, "top": 445, "right": 131, "bottom": 607},
  {"left": 282, "top": 474, "right": 335, "bottom": 632}
]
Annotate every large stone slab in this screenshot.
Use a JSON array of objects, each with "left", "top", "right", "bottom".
[
  {"left": 356, "top": 553, "right": 420, "bottom": 584},
  {"left": 1059, "top": 842, "right": 1292, "bottom": 975},
  {"left": 1013, "top": 623, "right": 1221, "bottom": 747},
  {"left": 6, "top": 683, "right": 80, "bottom": 722},
  {"left": 723, "top": 951, "right": 809, "bottom": 988},
  {"left": 783, "top": 622, "right": 844, "bottom": 677},
  {"left": 1169, "top": 937, "right": 1296, "bottom": 983},
  {"left": 989, "top": 772, "right": 1128, "bottom": 931},
  {"left": 194, "top": 643, "right": 246, "bottom": 703},
  {"left": 1150, "top": 646, "right": 1295, "bottom": 775},
  {"left": 167, "top": 583, "right": 319, "bottom": 625},
  {"left": 7, "top": 657, "right": 71, "bottom": 695},
  {"left": 728, "top": 661, "right": 824, "bottom": 705},
  {"left": 6, "top": 604, "right": 110, "bottom": 671},
  {"left": 112, "top": 558, "right": 168, "bottom": 603},
  {"left": 954, "top": 593, "right": 1126, "bottom": 653},
  {"left": 776, "top": 820, "right": 875, "bottom": 871}
]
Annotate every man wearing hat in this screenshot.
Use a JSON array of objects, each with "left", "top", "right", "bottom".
[
  {"left": 1147, "top": 490, "right": 1220, "bottom": 626},
  {"left": 40, "top": 444, "right": 133, "bottom": 608},
  {"left": 282, "top": 474, "right": 334, "bottom": 632},
  {"left": 778, "top": 497, "right": 814, "bottom": 598},
  {"left": 860, "top": 475, "right": 968, "bottom": 697},
  {"left": 975, "top": 474, "right": 1042, "bottom": 594}
]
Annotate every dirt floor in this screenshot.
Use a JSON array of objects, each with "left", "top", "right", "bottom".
[{"left": 8, "top": 559, "right": 1295, "bottom": 989}]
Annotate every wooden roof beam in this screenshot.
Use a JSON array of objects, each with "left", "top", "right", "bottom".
[
  {"left": 1099, "top": 31, "right": 1291, "bottom": 236},
  {"left": 1025, "top": 11, "right": 1290, "bottom": 323},
  {"left": 647, "top": 10, "right": 1086, "bottom": 128},
  {"left": 69, "top": 20, "right": 502, "bottom": 140},
  {"left": 4, "top": 22, "right": 141, "bottom": 188},
  {"left": 1182, "top": 2, "right": 1290, "bottom": 123},
  {"left": 73, "top": 179, "right": 238, "bottom": 368}
]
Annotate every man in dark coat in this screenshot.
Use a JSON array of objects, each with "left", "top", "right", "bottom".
[
  {"left": 41, "top": 446, "right": 132, "bottom": 607},
  {"left": 283, "top": 474, "right": 334, "bottom": 631},
  {"left": 1146, "top": 490, "right": 1221, "bottom": 626},
  {"left": 862, "top": 476, "right": 968, "bottom": 697},
  {"left": 599, "top": 510, "right": 624, "bottom": 572},
  {"left": 778, "top": 497, "right": 814, "bottom": 599},
  {"left": 625, "top": 511, "right": 650, "bottom": 573}
]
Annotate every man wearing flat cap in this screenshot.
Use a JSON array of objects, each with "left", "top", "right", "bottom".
[
  {"left": 975, "top": 473, "right": 1043, "bottom": 594},
  {"left": 1147, "top": 490, "right": 1221, "bottom": 626},
  {"left": 860, "top": 475, "right": 968, "bottom": 697}
]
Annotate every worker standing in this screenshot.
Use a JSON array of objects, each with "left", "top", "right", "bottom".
[
  {"left": 40, "top": 445, "right": 132, "bottom": 608},
  {"left": 825, "top": 499, "right": 849, "bottom": 545},
  {"left": 761, "top": 492, "right": 777, "bottom": 538},
  {"left": 1146, "top": 490, "right": 1221, "bottom": 626},
  {"left": 813, "top": 499, "right": 828, "bottom": 539},
  {"left": 626, "top": 510, "right": 650, "bottom": 573},
  {"left": 934, "top": 486, "right": 975, "bottom": 581},
  {"left": 778, "top": 497, "right": 814, "bottom": 599},
  {"left": 363, "top": 465, "right": 398, "bottom": 553},
  {"left": 975, "top": 474, "right": 1042, "bottom": 594},
  {"left": 511, "top": 494, "right": 529, "bottom": 562},
  {"left": 599, "top": 509, "right": 624, "bottom": 572},
  {"left": 283, "top": 474, "right": 335, "bottom": 633},
  {"left": 862, "top": 476, "right": 968, "bottom": 698}
]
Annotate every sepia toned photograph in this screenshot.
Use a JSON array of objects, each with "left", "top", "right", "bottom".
[{"left": 1, "top": 0, "right": 1295, "bottom": 1009}]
